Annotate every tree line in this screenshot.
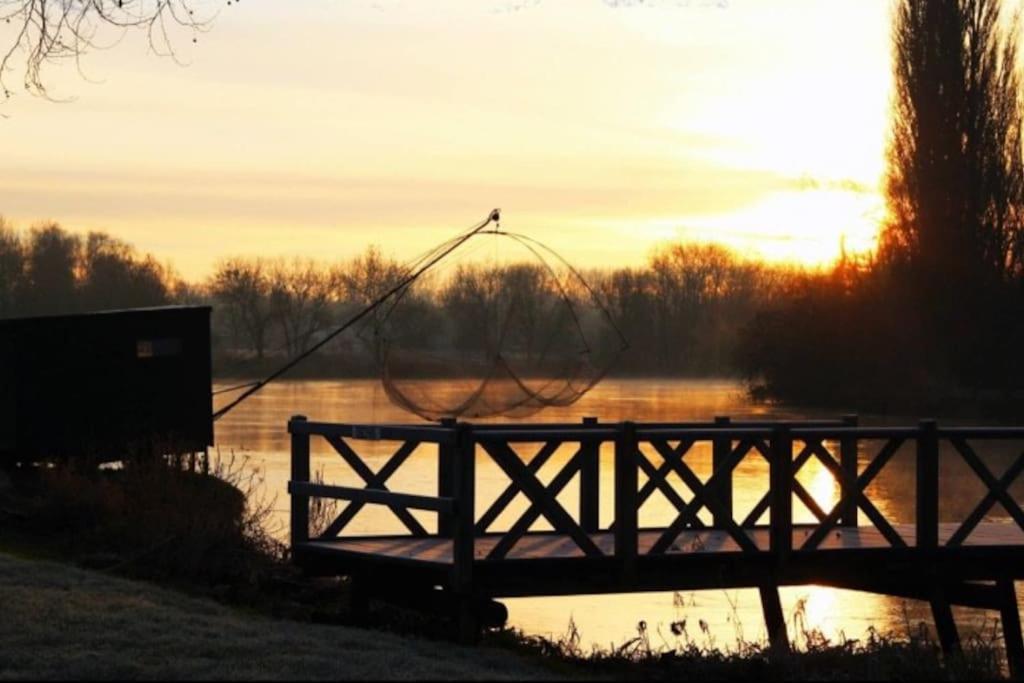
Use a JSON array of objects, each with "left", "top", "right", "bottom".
[
  {"left": 739, "top": 0, "right": 1024, "bottom": 413},
  {"left": 0, "top": 217, "right": 806, "bottom": 379}
]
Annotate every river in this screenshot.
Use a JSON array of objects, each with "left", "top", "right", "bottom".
[{"left": 212, "top": 377, "right": 1023, "bottom": 650}]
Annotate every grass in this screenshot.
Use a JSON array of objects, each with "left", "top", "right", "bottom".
[
  {"left": 491, "top": 594, "right": 1007, "bottom": 681},
  {"left": 0, "top": 458, "right": 1012, "bottom": 680},
  {"left": 0, "top": 552, "right": 558, "bottom": 681}
]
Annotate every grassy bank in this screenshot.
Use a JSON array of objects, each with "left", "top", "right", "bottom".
[
  {"left": 0, "top": 552, "right": 556, "bottom": 680},
  {"left": 0, "top": 461, "right": 1011, "bottom": 680}
]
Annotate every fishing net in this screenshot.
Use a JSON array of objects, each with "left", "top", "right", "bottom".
[{"left": 366, "top": 222, "right": 628, "bottom": 421}]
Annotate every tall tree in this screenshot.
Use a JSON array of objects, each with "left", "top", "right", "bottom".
[
  {"left": 883, "top": 0, "right": 1024, "bottom": 387},
  {"left": 883, "top": 0, "right": 1024, "bottom": 285}
]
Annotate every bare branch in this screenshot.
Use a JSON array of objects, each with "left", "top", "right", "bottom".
[{"left": 0, "top": 0, "right": 215, "bottom": 102}]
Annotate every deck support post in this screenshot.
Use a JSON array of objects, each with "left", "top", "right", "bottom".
[
  {"left": 769, "top": 426, "right": 793, "bottom": 563},
  {"left": 930, "top": 584, "right": 962, "bottom": 658},
  {"left": 998, "top": 580, "right": 1024, "bottom": 680},
  {"left": 580, "top": 417, "right": 600, "bottom": 534},
  {"left": 452, "top": 422, "right": 479, "bottom": 644},
  {"left": 614, "top": 421, "right": 639, "bottom": 581},
  {"left": 839, "top": 415, "right": 858, "bottom": 527},
  {"left": 289, "top": 415, "right": 310, "bottom": 547},
  {"left": 917, "top": 420, "right": 939, "bottom": 550},
  {"left": 758, "top": 583, "right": 790, "bottom": 655},
  {"left": 438, "top": 418, "right": 457, "bottom": 538},
  {"left": 712, "top": 416, "right": 732, "bottom": 529}
]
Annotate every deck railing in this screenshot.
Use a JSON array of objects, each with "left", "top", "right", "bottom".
[{"left": 287, "top": 416, "right": 1024, "bottom": 574}]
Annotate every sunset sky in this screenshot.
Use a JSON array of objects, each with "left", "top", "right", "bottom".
[{"left": 1, "top": 0, "right": 893, "bottom": 279}]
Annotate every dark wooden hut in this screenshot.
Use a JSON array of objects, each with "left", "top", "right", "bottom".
[{"left": 0, "top": 306, "right": 213, "bottom": 463}]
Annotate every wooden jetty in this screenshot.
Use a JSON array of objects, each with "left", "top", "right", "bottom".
[{"left": 287, "top": 415, "right": 1024, "bottom": 674}]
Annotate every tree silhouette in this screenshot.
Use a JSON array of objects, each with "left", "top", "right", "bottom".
[
  {"left": 883, "top": 0, "right": 1024, "bottom": 286},
  {"left": 882, "top": 0, "right": 1024, "bottom": 389}
]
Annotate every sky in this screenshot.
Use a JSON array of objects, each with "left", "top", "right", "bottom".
[{"left": 0, "top": 0, "right": 894, "bottom": 280}]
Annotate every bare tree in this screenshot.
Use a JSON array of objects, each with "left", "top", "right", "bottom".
[
  {"left": 267, "top": 258, "right": 339, "bottom": 358},
  {"left": 0, "top": 0, "right": 211, "bottom": 101},
  {"left": 209, "top": 257, "right": 271, "bottom": 360}
]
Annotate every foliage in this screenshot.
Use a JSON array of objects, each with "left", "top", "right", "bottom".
[
  {"left": 1, "top": 451, "right": 284, "bottom": 587},
  {"left": 0, "top": 218, "right": 175, "bottom": 318},
  {"left": 493, "top": 595, "right": 1005, "bottom": 681}
]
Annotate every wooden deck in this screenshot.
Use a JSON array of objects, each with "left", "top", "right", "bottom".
[
  {"left": 286, "top": 416, "right": 1024, "bottom": 672},
  {"left": 301, "top": 522, "right": 1024, "bottom": 565}
]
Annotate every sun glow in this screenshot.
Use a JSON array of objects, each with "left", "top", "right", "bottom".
[{"left": 0, "top": 0, "right": 895, "bottom": 276}]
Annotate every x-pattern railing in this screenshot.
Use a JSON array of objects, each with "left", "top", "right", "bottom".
[
  {"left": 639, "top": 437, "right": 759, "bottom": 554},
  {"left": 320, "top": 435, "right": 427, "bottom": 537},
  {"left": 945, "top": 435, "right": 1024, "bottom": 547},
  {"left": 288, "top": 417, "right": 1024, "bottom": 571},
  {"left": 477, "top": 439, "right": 604, "bottom": 559},
  {"left": 795, "top": 435, "right": 908, "bottom": 550}
]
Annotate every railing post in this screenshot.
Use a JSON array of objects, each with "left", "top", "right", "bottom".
[
  {"left": 452, "top": 423, "right": 476, "bottom": 593},
  {"left": 916, "top": 419, "right": 939, "bottom": 549},
  {"left": 769, "top": 425, "right": 793, "bottom": 562},
  {"left": 438, "top": 417, "right": 457, "bottom": 538},
  {"left": 614, "top": 421, "right": 638, "bottom": 578},
  {"left": 451, "top": 422, "right": 478, "bottom": 643},
  {"left": 580, "top": 416, "right": 600, "bottom": 534},
  {"left": 839, "top": 414, "right": 859, "bottom": 527},
  {"left": 289, "top": 415, "right": 310, "bottom": 547},
  {"left": 712, "top": 416, "right": 733, "bottom": 529}
]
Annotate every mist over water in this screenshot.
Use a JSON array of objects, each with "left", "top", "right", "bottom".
[{"left": 213, "top": 378, "right": 1024, "bottom": 648}]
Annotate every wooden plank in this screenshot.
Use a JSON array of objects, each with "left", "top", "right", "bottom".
[
  {"left": 759, "top": 584, "right": 791, "bottom": 654},
  {"left": 290, "top": 415, "right": 310, "bottom": 546},
  {"left": 437, "top": 418, "right": 456, "bottom": 537},
  {"left": 615, "top": 422, "right": 639, "bottom": 575},
  {"left": 288, "top": 481, "right": 454, "bottom": 514},
  {"left": 770, "top": 426, "right": 793, "bottom": 560},
  {"left": 290, "top": 420, "right": 456, "bottom": 444},
  {"left": 917, "top": 420, "right": 939, "bottom": 549},
  {"left": 930, "top": 585, "right": 961, "bottom": 656},
  {"left": 310, "top": 523, "right": 1024, "bottom": 566},
  {"left": 452, "top": 425, "right": 475, "bottom": 592},
  {"left": 839, "top": 415, "right": 859, "bottom": 527},
  {"left": 474, "top": 428, "right": 618, "bottom": 442},
  {"left": 579, "top": 417, "right": 600, "bottom": 534},
  {"left": 998, "top": 580, "right": 1024, "bottom": 680},
  {"left": 712, "top": 416, "right": 734, "bottom": 529}
]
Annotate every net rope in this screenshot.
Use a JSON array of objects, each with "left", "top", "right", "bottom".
[
  {"left": 366, "top": 227, "right": 629, "bottom": 421},
  {"left": 211, "top": 209, "right": 629, "bottom": 423}
]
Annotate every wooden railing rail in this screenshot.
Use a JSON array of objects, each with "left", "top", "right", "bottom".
[{"left": 288, "top": 415, "right": 1024, "bottom": 562}]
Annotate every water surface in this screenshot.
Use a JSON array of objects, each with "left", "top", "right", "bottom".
[{"left": 213, "top": 378, "right": 1023, "bottom": 649}]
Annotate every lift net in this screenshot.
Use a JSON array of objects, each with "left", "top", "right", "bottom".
[{"left": 368, "top": 228, "right": 628, "bottom": 421}]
